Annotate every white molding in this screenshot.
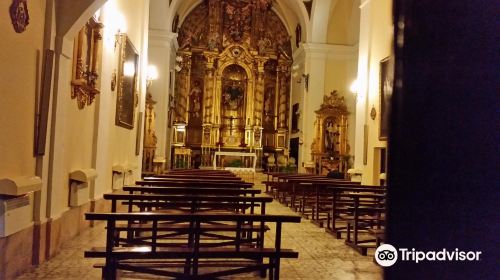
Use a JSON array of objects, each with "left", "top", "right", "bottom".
[
  {"left": 360, "top": 0, "right": 372, "bottom": 9},
  {"left": 292, "top": 45, "right": 305, "bottom": 62},
  {"left": 149, "top": 30, "right": 178, "bottom": 49},
  {"left": 298, "top": 43, "right": 358, "bottom": 60}
]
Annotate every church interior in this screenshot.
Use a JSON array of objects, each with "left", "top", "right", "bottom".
[{"left": 0, "top": 0, "right": 496, "bottom": 279}]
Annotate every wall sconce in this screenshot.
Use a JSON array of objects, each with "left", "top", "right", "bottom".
[
  {"left": 370, "top": 106, "right": 377, "bottom": 120},
  {"left": 111, "top": 69, "right": 117, "bottom": 91},
  {"left": 350, "top": 79, "right": 360, "bottom": 102},
  {"left": 146, "top": 64, "right": 159, "bottom": 88},
  {"left": 113, "top": 13, "right": 126, "bottom": 51}
]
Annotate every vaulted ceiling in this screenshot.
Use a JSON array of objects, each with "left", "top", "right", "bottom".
[{"left": 150, "top": 0, "right": 360, "bottom": 45}]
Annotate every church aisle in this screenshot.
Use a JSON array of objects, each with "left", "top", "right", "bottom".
[{"left": 17, "top": 174, "right": 382, "bottom": 280}]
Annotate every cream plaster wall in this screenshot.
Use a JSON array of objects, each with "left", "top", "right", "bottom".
[
  {"left": 327, "top": 0, "right": 360, "bottom": 45},
  {"left": 357, "top": 0, "right": 393, "bottom": 185},
  {"left": 93, "top": 0, "right": 149, "bottom": 200},
  {"left": 46, "top": 0, "right": 149, "bottom": 218},
  {"left": 0, "top": 0, "right": 46, "bottom": 179},
  {"left": 324, "top": 57, "right": 358, "bottom": 165}
]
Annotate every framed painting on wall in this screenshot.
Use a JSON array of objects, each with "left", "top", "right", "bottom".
[
  {"left": 379, "top": 56, "right": 394, "bottom": 140},
  {"left": 116, "top": 35, "right": 139, "bottom": 129}
]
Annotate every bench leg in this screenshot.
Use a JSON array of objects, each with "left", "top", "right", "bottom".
[
  {"left": 268, "top": 258, "right": 275, "bottom": 280},
  {"left": 102, "top": 264, "right": 117, "bottom": 280},
  {"left": 274, "top": 258, "right": 281, "bottom": 280},
  {"left": 259, "top": 257, "right": 267, "bottom": 278},
  {"left": 184, "top": 258, "right": 192, "bottom": 276}
]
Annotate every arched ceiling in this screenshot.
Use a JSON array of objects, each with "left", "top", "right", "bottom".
[
  {"left": 154, "top": 0, "right": 311, "bottom": 42},
  {"left": 150, "top": 0, "right": 359, "bottom": 46}
]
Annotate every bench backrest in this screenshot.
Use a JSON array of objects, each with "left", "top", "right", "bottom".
[
  {"left": 123, "top": 186, "right": 261, "bottom": 196},
  {"left": 104, "top": 193, "right": 272, "bottom": 214},
  {"left": 147, "top": 174, "right": 242, "bottom": 181},
  {"left": 136, "top": 180, "right": 254, "bottom": 188}
]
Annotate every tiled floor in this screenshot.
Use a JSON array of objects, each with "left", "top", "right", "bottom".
[{"left": 17, "top": 174, "right": 382, "bottom": 280}]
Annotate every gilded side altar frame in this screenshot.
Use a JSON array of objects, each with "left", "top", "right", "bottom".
[
  {"left": 311, "top": 91, "right": 350, "bottom": 175},
  {"left": 71, "top": 16, "right": 103, "bottom": 109}
]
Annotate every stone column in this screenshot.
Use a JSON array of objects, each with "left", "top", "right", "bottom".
[
  {"left": 300, "top": 44, "right": 328, "bottom": 171},
  {"left": 147, "top": 31, "right": 177, "bottom": 162},
  {"left": 353, "top": 0, "right": 372, "bottom": 176}
]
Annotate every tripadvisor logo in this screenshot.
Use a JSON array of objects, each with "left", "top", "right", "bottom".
[
  {"left": 375, "top": 244, "right": 398, "bottom": 267},
  {"left": 375, "top": 244, "right": 482, "bottom": 267}
]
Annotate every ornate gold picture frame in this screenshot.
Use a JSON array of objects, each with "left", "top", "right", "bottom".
[
  {"left": 115, "top": 35, "right": 139, "bottom": 129},
  {"left": 379, "top": 56, "right": 394, "bottom": 140}
]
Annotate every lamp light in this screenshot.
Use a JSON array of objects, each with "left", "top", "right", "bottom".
[
  {"left": 146, "top": 65, "right": 158, "bottom": 89},
  {"left": 147, "top": 65, "right": 158, "bottom": 81},
  {"left": 123, "top": 61, "right": 135, "bottom": 77}
]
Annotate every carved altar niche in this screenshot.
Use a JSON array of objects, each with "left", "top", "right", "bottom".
[
  {"left": 174, "top": 0, "right": 292, "bottom": 160},
  {"left": 71, "top": 16, "right": 103, "bottom": 109},
  {"left": 311, "top": 91, "right": 350, "bottom": 175},
  {"left": 186, "top": 52, "right": 206, "bottom": 147},
  {"left": 220, "top": 64, "right": 247, "bottom": 147},
  {"left": 142, "top": 93, "right": 157, "bottom": 175},
  {"left": 262, "top": 60, "right": 277, "bottom": 147}
]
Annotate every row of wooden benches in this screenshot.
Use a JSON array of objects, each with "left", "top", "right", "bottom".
[
  {"left": 263, "top": 172, "right": 386, "bottom": 256},
  {"left": 85, "top": 169, "right": 300, "bottom": 279}
]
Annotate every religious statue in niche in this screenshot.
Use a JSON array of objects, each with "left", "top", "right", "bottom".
[
  {"left": 189, "top": 80, "right": 203, "bottom": 118},
  {"left": 10, "top": 0, "right": 29, "bottom": 33},
  {"left": 264, "top": 88, "right": 274, "bottom": 122},
  {"left": 223, "top": 82, "right": 244, "bottom": 110},
  {"left": 324, "top": 119, "right": 340, "bottom": 157}
]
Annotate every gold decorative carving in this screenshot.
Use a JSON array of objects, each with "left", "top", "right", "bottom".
[
  {"left": 9, "top": 0, "right": 29, "bottom": 33},
  {"left": 312, "top": 90, "right": 350, "bottom": 174},
  {"left": 142, "top": 93, "right": 157, "bottom": 174},
  {"left": 174, "top": 0, "right": 292, "bottom": 165},
  {"left": 71, "top": 17, "right": 103, "bottom": 109}
]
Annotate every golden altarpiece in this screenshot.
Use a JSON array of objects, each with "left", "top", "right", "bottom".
[
  {"left": 172, "top": 0, "right": 292, "bottom": 168},
  {"left": 310, "top": 91, "right": 350, "bottom": 175}
]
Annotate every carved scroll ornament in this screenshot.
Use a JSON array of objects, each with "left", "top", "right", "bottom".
[
  {"left": 10, "top": 0, "right": 29, "bottom": 33},
  {"left": 71, "top": 17, "right": 103, "bottom": 109}
]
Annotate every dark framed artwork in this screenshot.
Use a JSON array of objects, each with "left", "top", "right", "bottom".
[
  {"left": 291, "top": 103, "right": 299, "bottom": 132},
  {"left": 135, "top": 112, "right": 143, "bottom": 155},
  {"left": 115, "top": 35, "right": 139, "bottom": 129},
  {"left": 379, "top": 56, "right": 394, "bottom": 140},
  {"left": 35, "top": 49, "right": 54, "bottom": 156},
  {"left": 295, "top": 24, "right": 301, "bottom": 48}
]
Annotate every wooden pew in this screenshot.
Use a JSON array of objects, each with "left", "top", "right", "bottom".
[
  {"left": 287, "top": 178, "right": 359, "bottom": 214},
  {"left": 104, "top": 193, "right": 273, "bottom": 248},
  {"left": 85, "top": 213, "right": 300, "bottom": 280},
  {"left": 148, "top": 174, "right": 243, "bottom": 181},
  {"left": 165, "top": 169, "right": 234, "bottom": 174},
  {"left": 136, "top": 180, "right": 254, "bottom": 189},
  {"left": 343, "top": 193, "right": 385, "bottom": 255},
  {"left": 123, "top": 186, "right": 261, "bottom": 197},
  {"left": 104, "top": 193, "right": 272, "bottom": 215},
  {"left": 262, "top": 173, "right": 325, "bottom": 197},
  {"left": 265, "top": 175, "right": 358, "bottom": 213},
  {"left": 324, "top": 187, "right": 386, "bottom": 240}
]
